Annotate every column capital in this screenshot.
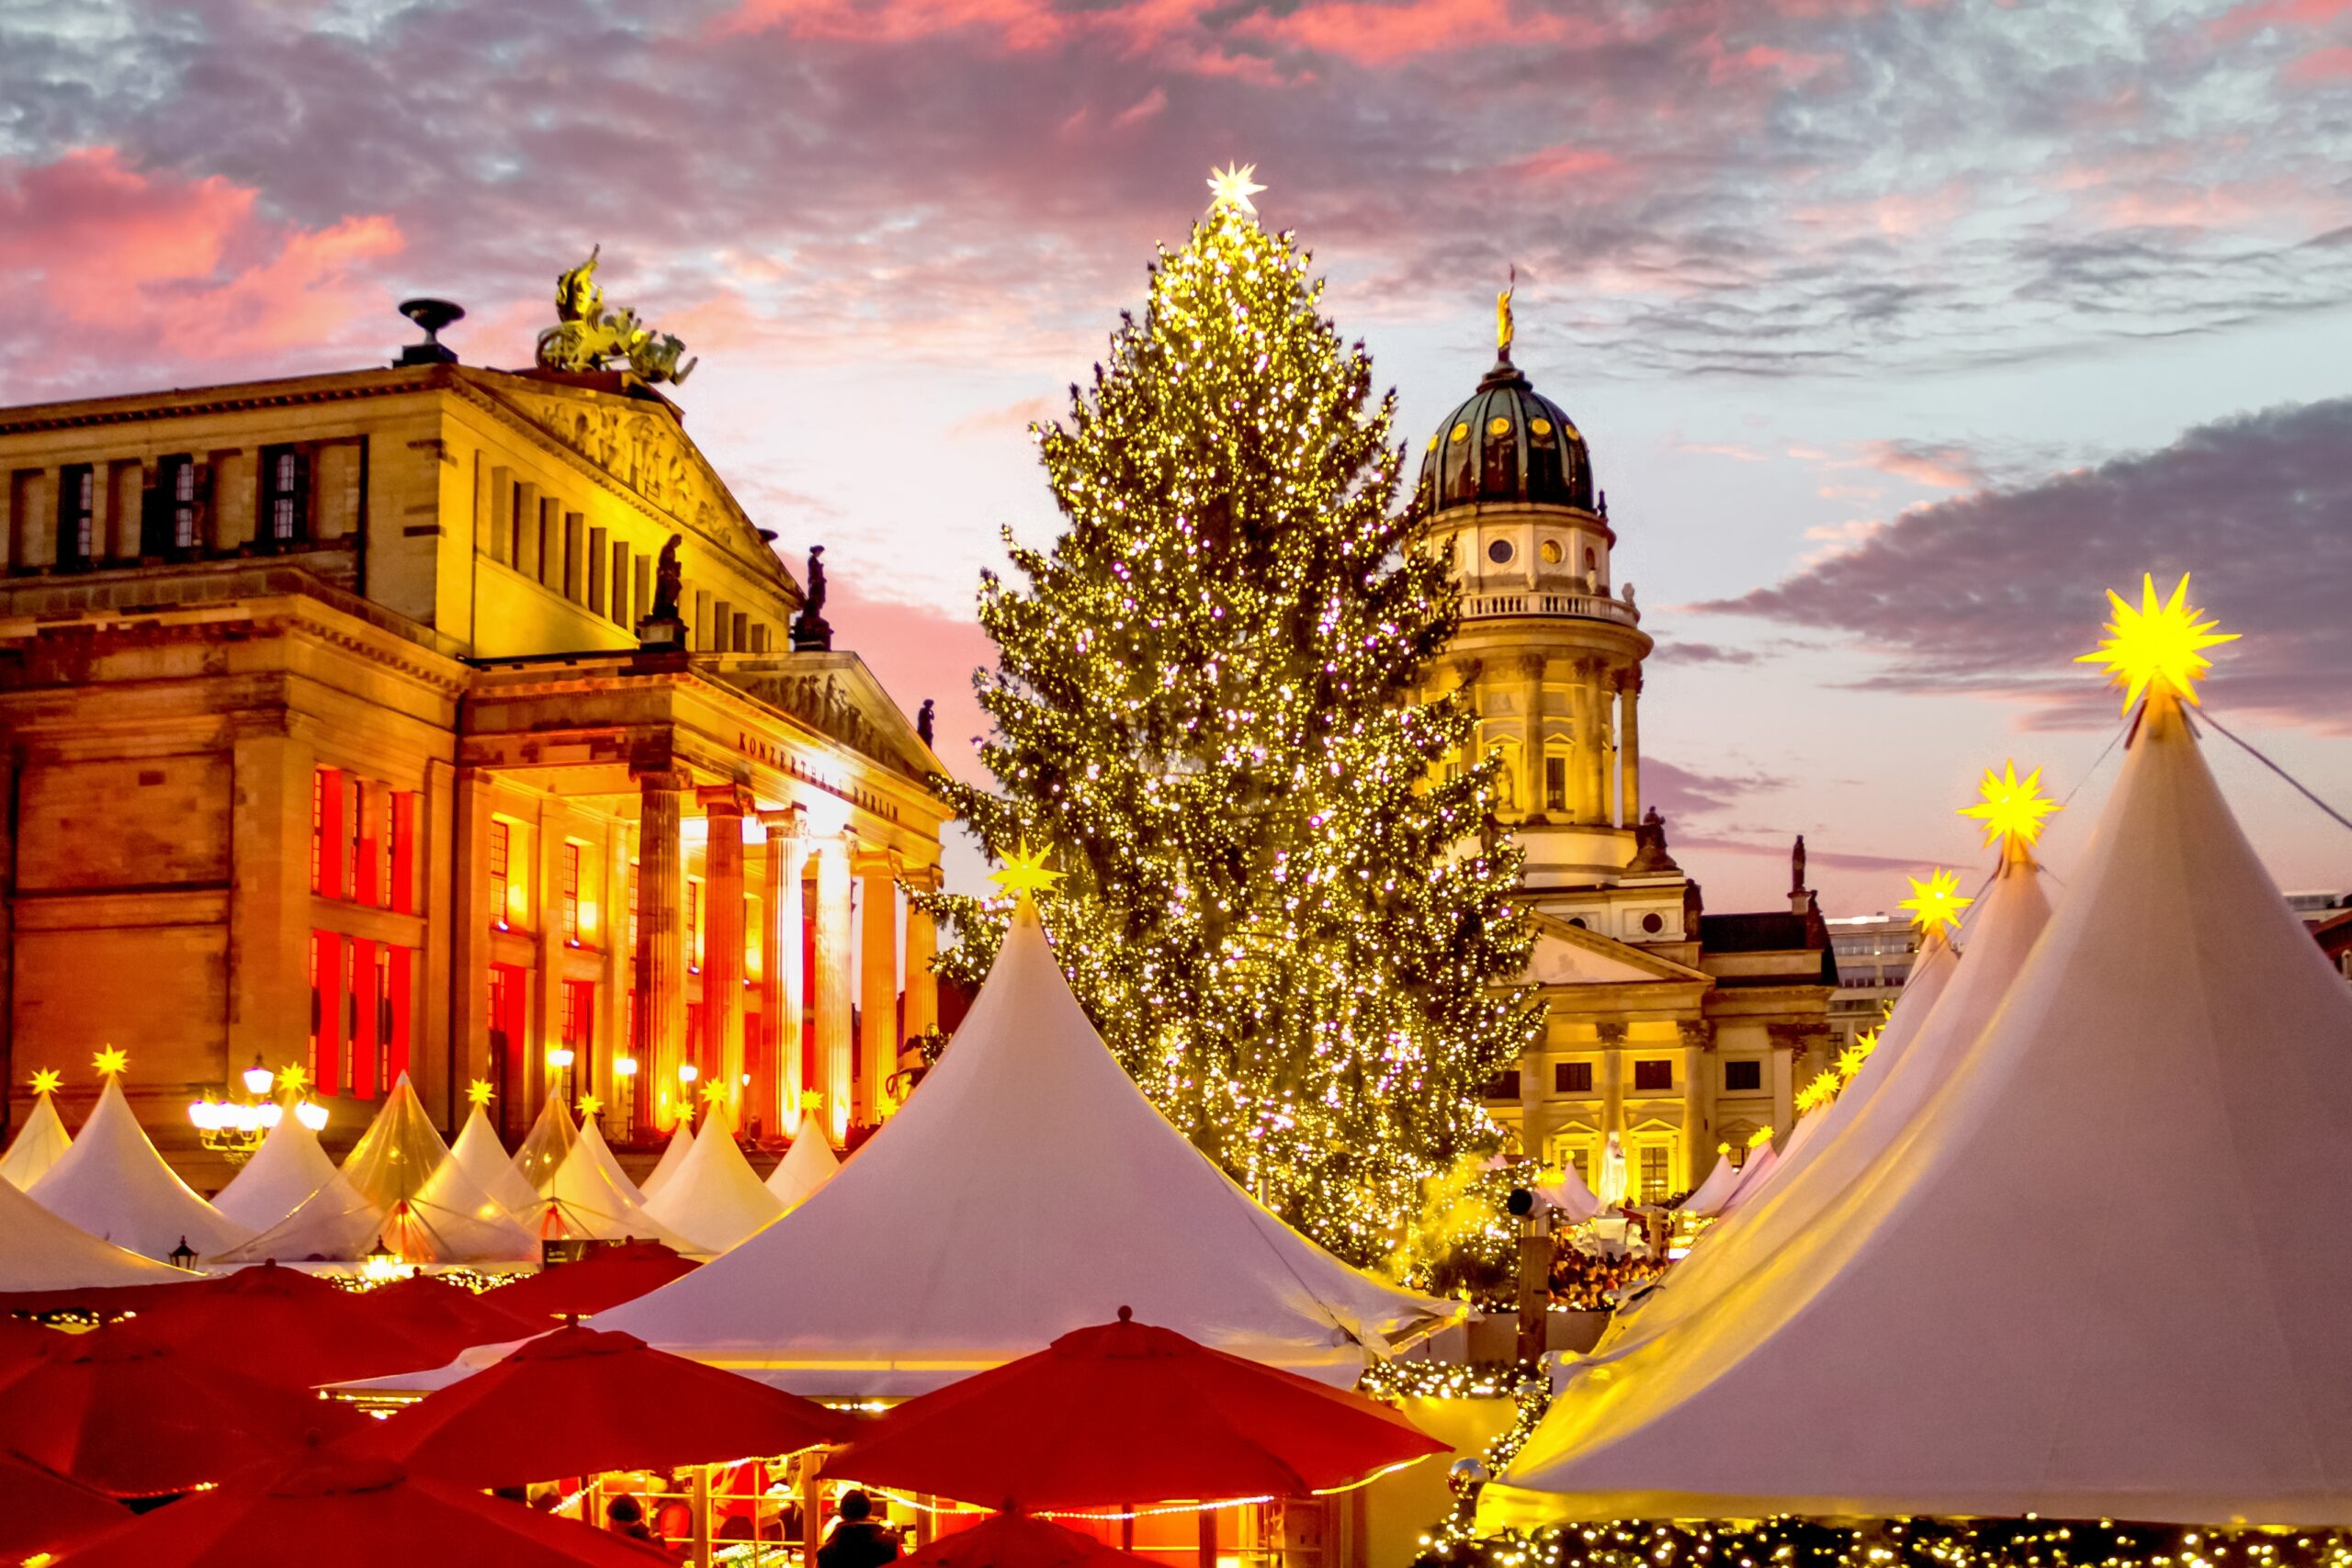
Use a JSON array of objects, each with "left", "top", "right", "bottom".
[
  {"left": 632, "top": 765, "right": 695, "bottom": 793},
  {"left": 852, "top": 844, "right": 903, "bottom": 879},
  {"left": 696, "top": 782, "right": 755, "bottom": 817},
  {"left": 758, "top": 805, "right": 807, "bottom": 838},
  {"left": 1594, "top": 1021, "right": 1630, "bottom": 1045},
  {"left": 1614, "top": 669, "right": 1644, "bottom": 696},
  {"left": 899, "top": 861, "right": 944, "bottom": 895},
  {"left": 1677, "top": 1018, "right": 1713, "bottom": 1050},
  {"left": 1516, "top": 651, "right": 1549, "bottom": 681}
]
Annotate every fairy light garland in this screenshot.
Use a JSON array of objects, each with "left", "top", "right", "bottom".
[
  {"left": 1424, "top": 1517, "right": 2352, "bottom": 1568},
  {"left": 918, "top": 168, "right": 1539, "bottom": 1268}
]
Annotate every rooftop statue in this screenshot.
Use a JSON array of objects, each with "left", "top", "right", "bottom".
[{"left": 537, "top": 246, "right": 699, "bottom": 385}]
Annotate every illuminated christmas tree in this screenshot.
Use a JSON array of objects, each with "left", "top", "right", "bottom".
[{"left": 930, "top": 167, "right": 1541, "bottom": 1267}]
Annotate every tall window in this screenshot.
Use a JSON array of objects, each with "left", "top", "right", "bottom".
[
  {"left": 628, "top": 862, "right": 639, "bottom": 951},
  {"left": 308, "top": 935, "right": 323, "bottom": 1087},
  {"left": 375, "top": 945, "right": 395, "bottom": 1091},
  {"left": 1639, "top": 1145, "right": 1670, "bottom": 1201},
  {"left": 310, "top": 770, "right": 327, "bottom": 893},
  {"left": 560, "top": 842, "right": 582, "bottom": 945},
  {"left": 488, "top": 821, "right": 512, "bottom": 930},
  {"left": 56, "top": 464, "right": 95, "bottom": 566},
  {"left": 1555, "top": 1061, "right": 1593, "bottom": 1094},
  {"left": 686, "top": 878, "right": 702, "bottom": 972},
  {"left": 342, "top": 940, "right": 359, "bottom": 1092},
  {"left": 261, "top": 446, "right": 307, "bottom": 544},
  {"left": 1724, "top": 1059, "right": 1762, "bottom": 1092},
  {"left": 344, "top": 774, "right": 364, "bottom": 901},
  {"left": 1633, "top": 1059, "right": 1673, "bottom": 1092},
  {"left": 378, "top": 791, "right": 396, "bottom": 910},
  {"left": 1544, "top": 753, "right": 1567, "bottom": 814},
  {"left": 164, "top": 455, "right": 200, "bottom": 549},
  {"left": 560, "top": 980, "right": 593, "bottom": 1103},
  {"left": 487, "top": 965, "right": 519, "bottom": 1116}
]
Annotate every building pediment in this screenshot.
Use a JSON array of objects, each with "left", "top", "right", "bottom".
[
  {"left": 1522, "top": 911, "right": 1711, "bottom": 987},
  {"left": 473, "top": 373, "right": 794, "bottom": 599},
  {"left": 710, "top": 651, "right": 940, "bottom": 783}
]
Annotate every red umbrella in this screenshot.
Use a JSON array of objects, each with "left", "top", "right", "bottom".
[
  {"left": 0, "top": 1314, "right": 63, "bottom": 1387},
  {"left": 0, "top": 1325, "right": 362, "bottom": 1496},
  {"left": 0, "top": 1449, "right": 129, "bottom": 1562},
  {"left": 905, "top": 1512, "right": 1169, "bottom": 1568},
  {"left": 54, "top": 1444, "right": 675, "bottom": 1568},
  {"left": 363, "top": 1273, "right": 543, "bottom": 1359},
  {"left": 484, "top": 1242, "right": 697, "bottom": 1322},
  {"left": 828, "top": 1308, "right": 1446, "bottom": 1510},
  {"left": 123, "top": 1259, "right": 445, "bottom": 1387},
  {"left": 344, "top": 1323, "right": 851, "bottom": 1489}
]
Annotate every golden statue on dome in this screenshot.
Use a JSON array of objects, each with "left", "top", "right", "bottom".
[
  {"left": 536, "top": 245, "right": 698, "bottom": 385},
  {"left": 1498, "top": 264, "right": 1516, "bottom": 355}
]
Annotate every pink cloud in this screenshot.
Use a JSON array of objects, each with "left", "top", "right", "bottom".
[
  {"left": 0, "top": 146, "right": 401, "bottom": 367},
  {"left": 2284, "top": 43, "right": 2352, "bottom": 82},
  {"left": 2211, "top": 0, "right": 2352, "bottom": 39},
  {"left": 1503, "top": 145, "right": 1624, "bottom": 182},
  {"left": 1232, "top": 0, "right": 1589, "bottom": 66}
]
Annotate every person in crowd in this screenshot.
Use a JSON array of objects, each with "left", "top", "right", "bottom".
[
  {"left": 819, "top": 1488, "right": 904, "bottom": 1568},
  {"left": 606, "top": 1495, "right": 656, "bottom": 1542}
]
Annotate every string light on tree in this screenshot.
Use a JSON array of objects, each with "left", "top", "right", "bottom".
[
  {"left": 1961, "top": 760, "right": 2060, "bottom": 848},
  {"left": 2075, "top": 571, "right": 2237, "bottom": 714},
  {"left": 1898, "top": 868, "right": 1972, "bottom": 937},
  {"left": 919, "top": 162, "right": 1540, "bottom": 1267}
]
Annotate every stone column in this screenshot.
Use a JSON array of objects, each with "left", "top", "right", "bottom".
[
  {"left": 1517, "top": 653, "right": 1546, "bottom": 818},
  {"left": 900, "top": 863, "right": 941, "bottom": 1045},
  {"left": 229, "top": 724, "right": 317, "bottom": 1096},
  {"left": 1618, "top": 672, "right": 1643, "bottom": 826},
  {"left": 1581, "top": 660, "right": 1609, "bottom": 826},
  {"left": 1517, "top": 1043, "right": 1549, "bottom": 1164},
  {"left": 449, "top": 767, "right": 493, "bottom": 1128},
  {"left": 1678, "top": 1019, "right": 1712, "bottom": 1190},
  {"left": 757, "top": 808, "right": 805, "bottom": 1137},
  {"left": 633, "top": 768, "right": 692, "bottom": 1132},
  {"left": 812, "top": 833, "right": 854, "bottom": 1145},
  {"left": 697, "top": 785, "right": 751, "bottom": 1125},
  {"left": 1567, "top": 660, "right": 1595, "bottom": 822},
  {"left": 854, "top": 846, "right": 901, "bottom": 1123},
  {"left": 1596, "top": 1021, "right": 1629, "bottom": 1142}
]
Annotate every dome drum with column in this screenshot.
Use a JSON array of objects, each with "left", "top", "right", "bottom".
[{"left": 1419, "top": 344, "right": 1651, "bottom": 886}]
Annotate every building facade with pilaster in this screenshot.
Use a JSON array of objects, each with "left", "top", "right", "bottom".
[
  {"left": 0, "top": 321, "right": 948, "bottom": 1181},
  {"left": 1415, "top": 324, "right": 1836, "bottom": 1201}
]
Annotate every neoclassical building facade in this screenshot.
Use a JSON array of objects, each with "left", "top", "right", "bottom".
[
  {"left": 1416, "top": 324, "right": 1836, "bottom": 1200},
  {"left": 0, "top": 317, "right": 948, "bottom": 1179}
]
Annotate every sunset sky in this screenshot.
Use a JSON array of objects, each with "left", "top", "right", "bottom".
[{"left": 4, "top": 0, "right": 2348, "bottom": 916}]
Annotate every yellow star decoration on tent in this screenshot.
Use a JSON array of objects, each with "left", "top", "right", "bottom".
[
  {"left": 276, "top": 1064, "right": 311, "bottom": 1097},
  {"left": 1747, "top": 1126, "right": 1775, "bottom": 1150},
  {"left": 989, "top": 843, "right": 1064, "bottom": 904},
  {"left": 1795, "top": 1073, "right": 1839, "bottom": 1113},
  {"left": 700, "top": 1079, "right": 727, "bottom": 1104},
  {"left": 466, "top": 1078, "right": 494, "bottom": 1107},
  {"left": 1900, "top": 867, "right": 1973, "bottom": 937},
  {"left": 91, "top": 1045, "right": 128, "bottom": 1077},
  {"left": 577, "top": 1093, "right": 603, "bottom": 1117},
  {"left": 29, "top": 1067, "right": 61, "bottom": 1096},
  {"left": 1837, "top": 1038, "right": 1876, "bottom": 1082},
  {"left": 1206, "top": 162, "right": 1265, "bottom": 214},
  {"left": 1961, "top": 759, "right": 2061, "bottom": 849},
  {"left": 2075, "top": 571, "right": 2238, "bottom": 715}
]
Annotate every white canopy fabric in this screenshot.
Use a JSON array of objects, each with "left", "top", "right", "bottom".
[
  {"left": 450, "top": 1103, "right": 540, "bottom": 1214},
  {"left": 211, "top": 1076, "right": 537, "bottom": 1266},
  {"left": 1711, "top": 1140, "right": 1776, "bottom": 1216},
  {"left": 1676, "top": 1145, "right": 1740, "bottom": 1219},
  {"left": 530, "top": 1118, "right": 699, "bottom": 1252},
  {"left": 510, "top": 1092, "right": 579, "bottom": 1196},
  {"left": 1533, "top": 1158, "right": 1603, "bottom": 1224},
  {"left": 211, "top": 1104, "right": 343, "bottom": 1233},
  {"left": 640, "top": 1106, "right": 785, "bottom": 1254},
  {"left": 0, "top": 1167, "right": 191, "bottom": 1292},
  {"left": 638, "top": 1122, "right": 694, "bottom": 1201},
  {"left": 763, "top": 1130, "right": 840, "bottom": 1213},
  {"left": 26, "top": 1078, "right": 252, "bottom": 1259},
  {"left": 0, "top": 1089, "right": 73, "bottom": 1190},
  {"left": 1484, "top": 690, "right": 2352, "bottom": 1527},
  {"left": 600, "top": 902, "right": 1462, "bottom": 1396},
  {"left": 1609, "top": 844, "right": 2052, "bottom": 1355}
]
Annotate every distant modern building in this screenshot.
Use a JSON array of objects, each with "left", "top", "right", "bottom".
[
  {"left": 1416, "top": 307, "right": 1836, "bottom": 1202},
  {"left": 1825, "top": 912, "right": 1918, "bottom": 1050},
  {"left": 0, "top": 290, "right": 949, "bottom": 1180}
]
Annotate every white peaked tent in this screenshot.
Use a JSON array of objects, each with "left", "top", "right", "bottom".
[
  {"left": 640, "top": 1106, "right": 784, "bottom": 1254},
  {"left": 763, "top": 1130, "right": 840, "bottom": 1213},
  {"left": 0, "top": 1088, "right": 73, "bottom": 1189},
  {"left": 212, "top": 1076, "right": 536, "bottom": 1266},
  {"left": 0, "top": 1169, "right": 191, "bottom": 1292},
  {"left": 531, "top": 1117, "right": 699, "bottom": 1251},
  {"left": 450, "top": 1102, "right": 541, "bottom": 1214},
  {"left": 27, "top": 1078, "right": 252, "bottom": 1259},
  {"left": 509, "top": 1092, "right": 579, "bottom": 1195},
  {"left": 601, "top": 903, "right": 1461, "bottom": 1395},
  {"left": 1533, "top": 1158, "right": 1603, "bottom": 1224},
  {"left": 1711, "top": 1139, "right": 1776, "bottom": 1216},
  {"left": 1484, "top": 690, "right": 2352, "bottom": 1526},
  {"left": 1610, "top": 842, "right": 2053, "bottom": 1354},
  {"left": 1677, "top": 1145, "right": 1740, "bottom": 1219},
  {"left": 638, "top": 1122, "right": 694, "bottom": 1200},
  {"left": 212, "top": 1105, "right": 343, "bottom": 1232}
]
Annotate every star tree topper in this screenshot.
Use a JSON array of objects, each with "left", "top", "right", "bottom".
[
  {"left": 1900, "top": 867, "right": 1973, "bottom": 936},
  {"left": 989, "top": 843, "right": 1064, "bottom": 906},
  {"left": 92, "top": 1045, "right": 128, "bottom": 1077},
  {"left": 1962, "top": 759, "right": 2061, "bottom": 849},
  {"left": 2076, "top": 571, "right": 2237, "bottom": 715},
  {"left": 29, "top": 1067, "right": 60, "bottom": 1096},
  {"left": 1206, "top": 162, "right": 1265, "bottom": 215}
]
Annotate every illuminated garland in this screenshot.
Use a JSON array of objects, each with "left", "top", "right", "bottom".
[
  {"left": 1422, "top": 1518, "right": 2352, "bottom": 1568},
  {"left": 922, "top": 179, "right": 1541, "bottom": 1267}
]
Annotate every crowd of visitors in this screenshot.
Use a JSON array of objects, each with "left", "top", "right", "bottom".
[{"left": 1547, "top": 1244, "right": 1671, "bottom": 1310}]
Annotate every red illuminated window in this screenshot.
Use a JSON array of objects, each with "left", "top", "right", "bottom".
[
  {"left": 342, "top": 941, "right": 359, "bottom": 1091},
  {"left": 310, "top": 770, "right": 326, "bottom": 894},
  {"left": 561, "top": 842, "right": 582, "bottom": 945},
  {"left": 686, "top": 879, "right": 702, "bottom": 971},
  {"left": 628, "top": 863, "right": 639, "bottom": 950}
]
